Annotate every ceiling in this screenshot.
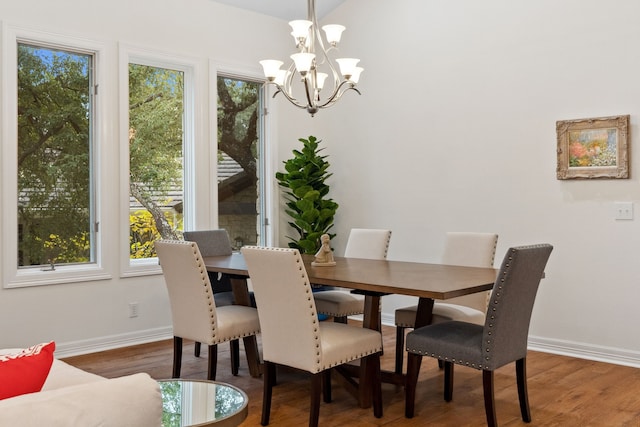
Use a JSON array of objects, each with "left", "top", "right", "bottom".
[{"left": 209, "top": 0, "right": 346, "bottom": 21}]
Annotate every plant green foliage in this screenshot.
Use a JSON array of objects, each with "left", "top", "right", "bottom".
[
  {"left": 129, "top": 210, "right": 183, "bottom": 259},
  {"left": 275, "top": 136, "right": 338, "bottom": 253},
  {"left": 158, "top": 380, "right": 246, "bottom": 425},
  {"left": 159, "top": 381, "right": 182, "bottom": 426},
  {"left": 36, "top": 232, "right": 90, "bottom": 264}
]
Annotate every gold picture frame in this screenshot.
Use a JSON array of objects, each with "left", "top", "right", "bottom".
[{"left": 556, "top": 115, "right": 630, "bottom": 179}]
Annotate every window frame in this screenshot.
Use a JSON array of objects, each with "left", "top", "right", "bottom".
[
  {"left": 212, "top": 62, "right": 276, "bottom": 249},
  {"left": 118, "top": 44, "right": 206, "bottom": 278},
  {"left": 1, "top": 25, "right": 109, "bottom": 288}
]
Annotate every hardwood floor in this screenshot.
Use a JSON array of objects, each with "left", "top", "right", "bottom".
[{"left": 62, "top": 323, "right": 640, "bottom": 426}]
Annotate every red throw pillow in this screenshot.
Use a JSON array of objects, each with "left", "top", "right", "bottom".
[{"left": 0, "top": 341, "right": 56, "bottom": 400}]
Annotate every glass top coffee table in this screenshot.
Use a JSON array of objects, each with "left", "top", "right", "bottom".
[{"left": 159, "top": 379, "right": 248, "bottom": 427}]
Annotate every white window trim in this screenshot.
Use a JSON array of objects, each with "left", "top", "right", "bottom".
[
  {"left": 119, "top": 44, "right": 206, "bottom": 278},
  {"left": 1, "top": 23, "right": 110, "bottom": 288}
]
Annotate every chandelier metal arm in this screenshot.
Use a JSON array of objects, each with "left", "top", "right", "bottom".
[
  {"left": 267, "top": 79, "right": 361, "bottom": 115},
  {"left": 270, "top": 85, "right": 307, "bottom": 110},
  {"left": 317, "top": 82, "right": 361, "bottom": 109}
]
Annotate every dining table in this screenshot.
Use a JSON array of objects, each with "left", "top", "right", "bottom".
[{"left": 203, "top": 252, "right": 497, "bottom": 409}]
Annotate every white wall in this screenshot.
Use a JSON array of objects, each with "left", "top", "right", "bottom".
[
  {"left": 2, "top": 0, "right": 640, "bottom": 367},
  {"left": 276, "top": 0, "right": 640, "bottom": 365},
  {"left": 0, "top": 0, "right": 290, "bottom": 356}
]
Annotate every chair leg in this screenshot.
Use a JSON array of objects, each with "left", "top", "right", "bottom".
[
  {"left": 172, "top": 336, "right": 182, "bottom": 378},
  {"left": 333, "top": 316, "right": 348, "bottom": 323},
  {"left": 194, "top": 341, "right": 201, "bottom": 357},
  {"left": 395, "top": 326, "right": 406, "bottom": 374},
  {"left": 444, "top": 361, "right": 454, "bottom": 401},
  {"left": 322, "top": 369, "right": 332, "bottom": 403},
  {"left": 404, "top": 352, "right": 422, "bottom": 418},
  {"left": 310, "top": 373, "right": 322, "bottom": 427},
  {"left": 366, "top": 353, "right": 383, "bottom": 418},
  {"left": 207, "top": 344, "right": 218, "bottom": 381},
  {"left": 230, "top": 339, "right": 240, "bottom": 376},
  {"left": 516, "top": 357, "right": 531, "bottom": 422},
  {"left": 262, "top": 361, "right": 276, "bottom": 426},
  {"left": 483, "top": 370, "right": 497, "bottom": 427}
]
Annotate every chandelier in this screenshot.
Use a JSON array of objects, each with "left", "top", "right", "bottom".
[{"left": 259, "top": 0, "right": 362, "bottom": 117}]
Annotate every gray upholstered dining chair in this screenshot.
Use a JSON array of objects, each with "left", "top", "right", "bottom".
[
  {"left": 155, "top": 240, "right": 261, "bottom": 381},
  {"left": 404, "top": 244, "right": 553, "bottom": 427},
  {"left": 242, "top": 246, "right": 383, "bottom": 427},
  {"left": 313, "top": 228, "right": 392, "bottom": 323},
  {"left": 394, "top": 232, "right": 498, "bottom": 374},
  {"left": 183, "top": 229, "right": 235, "bottom": 307}
]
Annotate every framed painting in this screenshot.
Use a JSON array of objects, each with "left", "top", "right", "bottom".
[{"left": 556, "top": 115, "right": 629, "bottom": 179}]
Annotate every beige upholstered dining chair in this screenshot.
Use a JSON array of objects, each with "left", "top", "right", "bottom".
[
  {"left": 404, "top": 244, "right": 553, "bottom": 427},
  {"left": 183, "top": 229, "right": 255, "bottom": 370},
  {"left": 394, "top": 232, "right": 498, "bottom": 374},
  {"left": 155, "top": 240, "right": 261, "bottom": 381},
  {"left": 313, "top": 228, "right": 392, "bottom": 323},
  {"left": 241, "top": 246, "right": 383, "bottom": 427}
]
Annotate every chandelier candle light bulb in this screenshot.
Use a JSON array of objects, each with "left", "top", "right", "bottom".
[
  {"left": 259, "top": 60, "right": 284, "bottom": 81},
  {"left": 291, "top": 52, "right": 315, "bottom": 75},
  {"left": 290, "top": 20, "right": 313, "bottom": 44},
  {"left": 259, "top": 0, "right": 362, "bottom": 116},
  {"left": 350, "top": 67, "right": 364, "bottom": 83},
  {"left": 322, "top": 24, "right": 345, "bottom": 46},
  {"left": 335, "top": 58, "right": 359, "bottom": 80},
  {"left": 315, "top": 72, "right": 328, "bottom": 90}
]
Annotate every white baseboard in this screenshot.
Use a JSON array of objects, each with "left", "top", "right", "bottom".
[
  {"left": 378, "top": 313, "right": 640, "bottom": 368},
  {"left": 527, "top": 335, "right": 640, "bottom": 368},
  {"left": 55, "top": 320, "right": 640, "bottom": 370},
  {"left": 54, "top": 327, "right": 173, "bottom": 359}
]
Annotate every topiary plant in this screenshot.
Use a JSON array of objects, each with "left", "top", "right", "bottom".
[{"left": 275, "top": 135, "right": 339, "bottom": 254}]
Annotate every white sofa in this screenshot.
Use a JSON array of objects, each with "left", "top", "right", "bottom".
[{"left": 0, "top": 349, "right": 162, "bottom": 427}]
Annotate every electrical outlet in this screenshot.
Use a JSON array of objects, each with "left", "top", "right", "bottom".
[
  {"left": 129, "top": 302, "right": 139, "bottom": 318},
  {"left": 614, "top": 202, "right": 633, "bottom": 220}
]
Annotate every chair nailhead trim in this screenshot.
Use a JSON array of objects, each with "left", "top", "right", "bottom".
[
  {"left": 255, "top": 246, "right": 384, "bottom": 373},
  {"left": 406, "top": 347, "right": 487, "bottom": 370},
  {"left": 406, "top": 247, "right": 535, "bottom": 372}
]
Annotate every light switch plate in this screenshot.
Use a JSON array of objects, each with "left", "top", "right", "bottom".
[{"left": 614, "top": 202, "right": 633, "bottom": 220}]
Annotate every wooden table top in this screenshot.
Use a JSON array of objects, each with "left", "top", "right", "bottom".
[{"left": 203, "top": 252, "right": 497, "bottom": 300}]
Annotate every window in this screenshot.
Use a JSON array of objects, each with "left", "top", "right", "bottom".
[
  {"left": 128, "top": 63, "right": 185, "bottom": 259},
  {"left": 1, "top": 27, "right": 108, "bottom": 287},
  {"left": 120, "top": 46, "right": 201, "bottom": 275},
  {"left": 216, "top": 75, "right": 267, "bottom": 248},
  {"left": 17, "top": 43, "right": 95, "bottom": 268}
]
